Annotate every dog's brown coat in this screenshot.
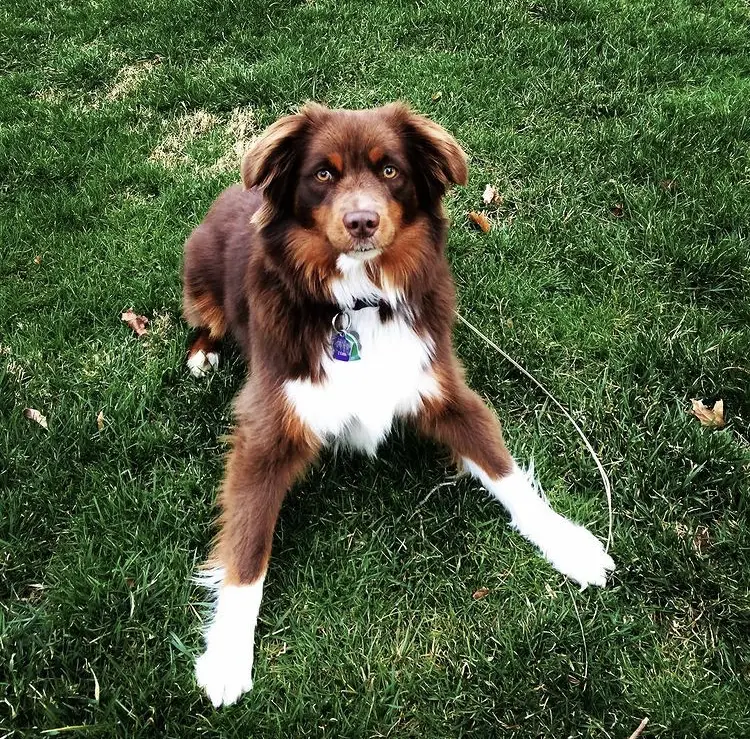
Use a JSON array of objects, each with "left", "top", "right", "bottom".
[{"left": 183, "top": 103, "right": 513, "bottom": 588}]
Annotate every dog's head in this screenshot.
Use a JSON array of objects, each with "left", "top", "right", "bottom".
[{"left": 243, "top": 103, "right": 467, "bottom": 274}]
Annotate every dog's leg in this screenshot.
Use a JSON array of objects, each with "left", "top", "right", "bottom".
[
  {"left": 195, "top": 385, "right": 320, "bottom": 707},
  {"left": 187, "top": 328, "right": 221, "bottom": 378},
  {"left": 182, "top": 266, "right": 227, "bottom": 379},
  {"left": 416, "top": 381, "right": 614, "bottom": 589}
]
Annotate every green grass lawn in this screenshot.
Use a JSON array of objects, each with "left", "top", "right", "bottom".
[{"left": 2, "top": 0, "right": 750, "bottom": 736}]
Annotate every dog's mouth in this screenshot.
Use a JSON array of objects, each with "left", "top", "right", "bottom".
[{"left": 348, "top": 240, "right": 381, "bottom": 259}]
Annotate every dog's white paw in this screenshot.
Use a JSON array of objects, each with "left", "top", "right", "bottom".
[
  {"left": 195, "top": 640, "right": 254, "bottom": 707},
  {"left": 187, "top": 349, "right": 219, "bottom": 378},
  {"left": 195, "top": 580, "right": 264, "bottom": 708},
  {"left": 529, "top": 512, "right": 615, "bottom": 589}
]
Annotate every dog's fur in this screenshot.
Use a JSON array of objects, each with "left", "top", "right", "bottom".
[{"left": 183, "top": 102, "right": 615, "bottom": 707}]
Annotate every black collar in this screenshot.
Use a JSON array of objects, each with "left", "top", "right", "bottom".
[{"left": 352, "top": 298, "right": 384, "bottom": 311}]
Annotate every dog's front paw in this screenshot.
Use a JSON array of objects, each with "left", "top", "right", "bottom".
[
  {"left": 187, "top": 349, "right": 220, "bottom": 378},
  {"left": 525, "top": 513, "right": 615, "bottom": 589},
  {"left": 195, "top": 641, "right": 254, "bottom": 707}
]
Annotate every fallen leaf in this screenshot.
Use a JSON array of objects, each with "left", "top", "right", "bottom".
[
  {"left": 472, "top": 587, "right": 490, "bottom": 600},
  {"left": 23, "top": 408, "right": 48, "bottom": 429},
  {"left": 121, "top": 309, "right": 149, "bottom": 336},
  {"left": 690, "top": 398, "right": 725, "bottom": 428},
  {"left": 431, "top": 91, "right": 443, "bottom": 101},
  {"left": 610, "top": 203, "right": 625, "bottom": 218},
  {"left": 97, "top": 410, "right": 105, "bottom": 431},
  {"left": 34, "top": 255, "right": 42, "bottom": 265},
  {"left": 482, "top": 184, "right": 503, "bottom": 205},
  {"left": 468, "top": 211, "right": 491, "bottom": 233},
  {"left": 126, "top": 577, "right": 136, "bottom": 589}
]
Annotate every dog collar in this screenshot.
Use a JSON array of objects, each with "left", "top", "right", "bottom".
[
  {"left": 331, "top": 299, "right": 396, "bottom": 362},
  {"left": 331, "top": 299, "right": 390, "bottom": 362},
  {"left": 352, "top": 298, "right": 383, "bottom": 311}
]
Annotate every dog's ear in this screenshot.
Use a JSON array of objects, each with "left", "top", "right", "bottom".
[
  {"left": 241, "top": 103, "right": 330, "bottom": 208},
  {"left": 388, "top": 104, "right": 468, "bottom": 203}
]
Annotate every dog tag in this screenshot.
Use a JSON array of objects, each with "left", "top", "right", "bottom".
[{"left": 332, "top": 331, "right": 361, "bottom": 362}]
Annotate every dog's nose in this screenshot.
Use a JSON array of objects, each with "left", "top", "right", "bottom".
[{"left": 343, "top": 210, "right": 380, "bottom": 239}]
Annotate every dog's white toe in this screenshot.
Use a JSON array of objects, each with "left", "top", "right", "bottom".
[
  {"left": 195, "top": 642, "right": 254, "bottom": 707},
  {"left": 187, "top": 349, "right": 220, "bottom": 378}
]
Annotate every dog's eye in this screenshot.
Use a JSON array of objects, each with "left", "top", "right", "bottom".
[
  {"left": 382, "top": 165, "right": 398, "bottom": 179},
  {"left": 315, "top": 169, "right": 333, "bottom": 182}
]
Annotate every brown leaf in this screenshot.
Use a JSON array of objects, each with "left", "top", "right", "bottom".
[
  {"left": 121, "top": 309, "right": 149, "bottom": 336},
  {"left": 482, "top": 184, "right": 503, "bottom": 205},
  {"left": 23, "top": 408, "right": 48, "bottom": 429},
  {"left": 125, "top": 577, "right": 136, "bottom": 589},
  {"left": 610, "top": 203, "right": 625, "bottom": 218},
  {"left": 468, "top": 211, "right": 491, "bottom": 233},
  {"left": 690, "top": 398, "right": 725, "bottom": 428},
  {"left": 34, "top": 255, "right": 42, "bottom": 265},
  {"left": 472, "top": 587, "right": 490, "bottom": 600},
  {"left": 97, "top": 410, "right": 106, "bottom": 431}
]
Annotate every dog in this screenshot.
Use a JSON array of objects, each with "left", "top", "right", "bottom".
[{"left": 182, "top": 102, "right": 615, "bottom": 707}]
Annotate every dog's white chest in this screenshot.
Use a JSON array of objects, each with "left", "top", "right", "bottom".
[{"left": 284, "top": 308, "right": 439, "bottom": 454}]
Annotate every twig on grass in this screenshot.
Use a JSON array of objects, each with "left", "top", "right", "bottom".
[
  {"left": 409, "top": 479, "right": 458, "bottom": 520},
  {"left": 454, "top": 311, "right": 614, "bottom": 551},
  {"left": 566, "top": 580, "right": 589, "bottom": 681},
  {"left": 627, "top": 717, "right": 649, "bottom": 739}
]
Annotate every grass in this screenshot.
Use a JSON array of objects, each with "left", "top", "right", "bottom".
[{"left": 2, "top": 0, "right": 750, "bottom": 735}]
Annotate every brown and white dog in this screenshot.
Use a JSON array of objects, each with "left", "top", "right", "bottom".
[{"left": 182, "top": 103, "right": 614, "bottom": 707}]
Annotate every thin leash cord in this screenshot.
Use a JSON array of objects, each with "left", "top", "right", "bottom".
[{"left": 455, "top": 311, "right": 614, "bottom": 553}]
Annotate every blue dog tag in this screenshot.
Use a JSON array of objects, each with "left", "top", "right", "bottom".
[{"left": 332, "top": 331, "right": 361, "bottom": 362}]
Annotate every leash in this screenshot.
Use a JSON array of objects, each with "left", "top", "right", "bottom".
[{"left": 455, "top": 310, "right": 614, "bottom": 552}]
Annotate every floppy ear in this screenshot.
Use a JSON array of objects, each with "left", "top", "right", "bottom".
[
  {"left": 389, "top": 104, "right": 468, "bottom": 203},
  {"left": 241, "top": 103, "right": 330, "bottom": 209}
]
